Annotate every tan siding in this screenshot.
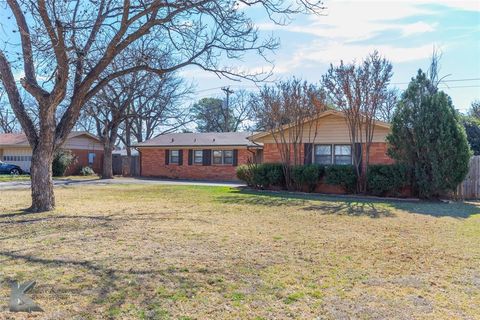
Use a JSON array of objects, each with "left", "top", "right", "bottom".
[
  {"left": 254, "top": 114, "right": 390, "bottom": 144},
  {"left": 63, "top": 136, "right": 103, "bottom": 150}
]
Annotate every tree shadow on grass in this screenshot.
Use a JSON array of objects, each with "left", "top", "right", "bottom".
[
  {"left": 303, "top": 202, "right": 394, "bottom": 218},
  {"left": 219, "top": 188, "right": 480, "bottom": 219},
  {"left": 0, "top": 248, "right": 203, "bottom": 318}
]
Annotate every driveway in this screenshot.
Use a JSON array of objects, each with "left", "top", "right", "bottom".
[{"left": 0, "top": 177, "right": 245, "bottom": 190}]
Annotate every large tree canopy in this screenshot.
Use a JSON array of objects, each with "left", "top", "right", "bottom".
[
  {"left": 387, "top": 70, "right": 471, "bottom": 199},
  {"left": 0, "top": 0, "right": 323, "bottom": 212}
]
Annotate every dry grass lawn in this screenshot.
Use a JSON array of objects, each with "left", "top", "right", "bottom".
[{"left": 0, "top": 185, "right": 479, "bottom": 319}]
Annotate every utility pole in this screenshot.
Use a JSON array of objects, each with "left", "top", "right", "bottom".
[{"left": 221, "top": 86, "right": 234, "bottom": 132}]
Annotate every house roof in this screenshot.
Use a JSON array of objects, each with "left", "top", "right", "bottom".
[
  {"left": 113, "top": 149, "right": 139, "bottom": 156},
  {"left": 248, "top": 109, "right": 391, "bottom": 141},
  {"left": 0, "top": 131, "right": 100, "bottom": 147},
  {"left": 135, "top": 132, "right": 262, "bottom": 148}
]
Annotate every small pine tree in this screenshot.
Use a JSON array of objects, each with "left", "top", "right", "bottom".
[{"left": 387, "top": 70, "right": 471, "bottom": 199}]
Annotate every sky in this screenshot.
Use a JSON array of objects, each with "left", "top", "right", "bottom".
[{"left": 181, "top": 0, "right": 480, "bottom": 112}]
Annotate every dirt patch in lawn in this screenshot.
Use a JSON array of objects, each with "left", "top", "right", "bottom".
[{"left": 0, "top": 185, "right": 479, "bottom": 319}]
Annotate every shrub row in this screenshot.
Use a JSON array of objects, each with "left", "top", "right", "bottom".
[{"left": 237, "top": 163, "right": 409, "bottom": 196}]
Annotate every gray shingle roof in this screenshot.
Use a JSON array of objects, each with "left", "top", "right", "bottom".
[
  {"left": 0, "top": 131, "right": 100, "bottom": 147},
  {"left": 135, "top": 132, "right": 261, "bottom": 148}
]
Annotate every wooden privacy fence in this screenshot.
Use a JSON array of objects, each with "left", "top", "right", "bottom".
[{"left": 456, "top": 156, "right": 480, "bottom": 200}]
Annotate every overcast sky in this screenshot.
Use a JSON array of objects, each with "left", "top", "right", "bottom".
[{"left": 181, "top": 0, "right": 480, "bottom": 112}]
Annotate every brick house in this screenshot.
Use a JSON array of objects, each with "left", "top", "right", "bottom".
[
  {"left": 0, "top": 131, "right": 103, "bottom": 174},
  {"left": 250, "top": 110, "right": 393, "bottom": 166},
  {"left": 249, "top": 109, "right": 393, "bottom": 193},
  {"left": 136, "top": 132, "right": 262, "bottom": 181}
]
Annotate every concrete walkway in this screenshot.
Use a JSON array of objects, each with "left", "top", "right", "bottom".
[{"left": 0, "top": 177, "right": 245, "bottom": 190}]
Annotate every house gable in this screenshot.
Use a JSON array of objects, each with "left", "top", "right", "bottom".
[{"left": 250, "top": 111, "right": 391, "bottom": 144}]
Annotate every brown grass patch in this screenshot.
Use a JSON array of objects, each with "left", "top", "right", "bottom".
[{"left": 0, "top": 185, "right": 479, "bottom": 319}]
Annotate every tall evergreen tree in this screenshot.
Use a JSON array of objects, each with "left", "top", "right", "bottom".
[{"left": 387, "top": 70, "right": 471, "bottom": 198}]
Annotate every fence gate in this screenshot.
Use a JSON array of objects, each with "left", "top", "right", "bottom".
[
  {"left": 456, "top": 156, "right": 480, "bottom": 199},
  {"left": 112, "top": 154, "right": 123, "bottom": 175}
]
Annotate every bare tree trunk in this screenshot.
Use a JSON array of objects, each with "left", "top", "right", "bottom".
[
  {"left": 30, "top": 143, "right": 55, "bottom": 212},
  {"left": 123, "top": 119, "right": 132, "bottom": 177},
  {"left": 102, "top": 143, "right": 114, "bottom": 179}
]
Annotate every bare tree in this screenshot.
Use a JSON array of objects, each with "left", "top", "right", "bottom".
[
  {"left": 0, "top": 89, "right": 18, "bottom": 133},
  {"left": 254, "top": 79, "right": 326, "bottom": 189},
  {"left": 117, "top": 70, "right": 192, "bottom": 175},
  {"left": 0, "top": 0, "right": 324, "bottom": 212},
  {"left": 85, "top": 71, "right": 145, "bottom": 179},
  {"left": 377, "top": 88, "right": 399, "bottom": 122},
  {"left": 323, "top": 51, "right": 393, "bottom": 192}
]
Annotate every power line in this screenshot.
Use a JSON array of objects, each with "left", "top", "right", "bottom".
[
  {"left": 392, "top": 77, "right": 480, "bottom": 85},
  {"left": 438, "top": 85, "right": 480, "bottom": 89}
]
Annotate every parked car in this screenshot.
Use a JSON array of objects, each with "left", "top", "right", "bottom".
[{"left": 0, "top": 161, "right": 23, "bottom": 175}]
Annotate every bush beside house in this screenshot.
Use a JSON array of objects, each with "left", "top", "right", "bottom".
[
  {"left": 52, "top": 149, "right": 76, "bottom": 177},
  {"left": 237, "top": 163, "right": 409, "bottom": 197}
]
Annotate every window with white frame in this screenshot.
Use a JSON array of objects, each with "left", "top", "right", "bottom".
[
  {"left": 314, "top": 144, "right": 352, "bottom": 165},
  {"left": 212, "top": 150, "right": 233, "bottom": 165},
  {"left": 334, "top": 145, "right": 352, "bottom": 165},
  {"left": 314, "top": 145, "right": 332, "bottom": 164},
  {"left": 194, "top": 150, "right": 203, "bottom": 164},
  {"left": 169, "top": 150, "right": 179, "bottom": 164}
]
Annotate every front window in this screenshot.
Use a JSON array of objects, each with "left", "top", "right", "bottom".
[
  {"left": 169, "top": 150, "right": 179, "bottom": 164},
  {"left": 334, "top": 145, "right": 352, "bottom": 165},
  {"left": 194, "top": 150, "right": 203, "bottom": 164},
  {"left": 213, "top": 150, "right": 233, "bottom": 165},
  {"left": 314, "top": 145, "right": 332, "bottom": 165},
  {"left": 88, "top": 152, "right": 96, "bottom": 166},
  {"left": 223, "top": 150, "right": 233, "bottom": 164}
]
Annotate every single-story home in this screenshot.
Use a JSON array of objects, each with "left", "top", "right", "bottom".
[
  {"left": 0, "top": 131, "right": 103, "bottom": 174},
  {"left": 249, "top": 109, "right": 394, "bottom": 167},
  {"left": 136, "top": 132, "right": 263, "bottom": 180},
  {"left": 136, "top": 110, "right": 393, "bottom": 183}
]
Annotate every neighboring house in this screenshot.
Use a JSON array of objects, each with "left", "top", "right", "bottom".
[
  {"left": 136, "top": 132, "right": 263, "bottom": 181},
  {"left": 0, "top": 131, "right": 103, "bottom": 174},
  {"left": 249, "top": 110, "right": 393, "bottom": 167},
  {"left": 136, "top": 110, "right": 393, "bottom": 184}
]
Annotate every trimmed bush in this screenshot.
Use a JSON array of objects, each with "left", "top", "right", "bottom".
[
  {"left": 52, "top": 149, "right": 76, "bottom": 177},
  {"left": 324, "top": 165, "right": 357, "bottom": 193},
  {"left": 291, "top": 164, "right": 325, "bottom": 192},
  {"left": 367, "top": 164, "right": 409, "bottom": 196},
  {"left": 80, "top": 166, "right": 96, "bottom": 176},
  {"left": 236, "top": 164, "right": 256, "bottom": 187},
  {"left": 236, "top": 163, "right": 284, "bottom": 189}
]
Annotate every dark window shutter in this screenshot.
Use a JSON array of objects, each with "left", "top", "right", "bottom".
[
  {"left": 203, "top": 149, "right": 211, "bottom": 166},
  {"left": 165, "top": 149, "right": 170, "bottom": 165},
  {"left": 355, "top": 143, "right": 362, "bottom": 173},
  {"left": 232, "top": 149, "right": 239, "bottom": 166},
  {"left": 188, "top": 150, "right": 193, "bottom": 165},
  {"left": 178, "top": 149, "right": 183, "bottom": 165},
  {"left": 304, "top": 143, "right": 313, "bottom": 164}
]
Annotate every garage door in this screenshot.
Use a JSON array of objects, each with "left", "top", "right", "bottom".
[{"left": 2, "top": 148, "right": 32, "bottom": 173}]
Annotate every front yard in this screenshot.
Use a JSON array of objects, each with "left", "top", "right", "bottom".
[{"left": 0, "top": 185, "right": 479, "bottom": 319}]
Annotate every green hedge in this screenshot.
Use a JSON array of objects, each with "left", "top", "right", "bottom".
[
  {"left": 367, "top": 164, "right": 409, "bottom": 196},
  {"left": 236, "top": 163, "right": 284, "bottom": 188},
  {"left": 291, "top": 164, "right": 325, "bottom": 192},
  {"left": 324, "top": 165, "right": 357, "bottom": 193},
  {"left": 52, "top": 149, "right": 76, "bottom": 177},
  {"left": 237, "top": 163, "right": 411, "bottom": 197}
]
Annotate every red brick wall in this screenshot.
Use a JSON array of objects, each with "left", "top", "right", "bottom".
[
  {"left": 139, "top": 148, "right": 253, "bottom": 181},
  {"left": 365, "top": 142, "right": 394, "bottom": 165},
  {"left": 65, "top": 149, "right": 104, "bottom": 176},
  {"left": 263, "top": 142, "right": 393, "bottom": 165},
  {"left": 263, "top": 143, "right": 305, "bottom": 164}
]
